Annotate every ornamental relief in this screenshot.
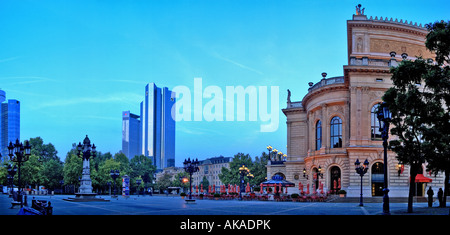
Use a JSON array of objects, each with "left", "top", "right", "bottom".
[
  {"left": 370, "top": 38, "right": 433, "bottom": 59},
  {"left": 308, "top": 104, "right": 345, "bottom": 125},
  {"left": 331, "top": 105, "right": 344, "bottom": 116},
  {"left": 368, "top": 90, "right": 384, "bottom": 103}
]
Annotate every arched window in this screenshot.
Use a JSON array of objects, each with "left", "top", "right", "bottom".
[
  {"left": 330, "top": 116, "right": 342, "bottom": 148},
  {"left": 371, "top": 104, "right": 382, "bottom": 140},
  {"left": 316, "top": 120, "right": 322, "bottom": 150}
]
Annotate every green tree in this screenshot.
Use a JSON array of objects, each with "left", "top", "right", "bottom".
[
  {"left": 219, "top": 153, "right": 253, "bottom": 186},
  {"left": 172, "top": 171, "right": 189, "bottom": 191},
  {"left": 41, "top": 159, "right": 64, "bottom": 191},
  {"left": 114, "top": 152, "right": 131, "bottom": 175},
  {"left": 252, "top": 152, "right": 270, "bottom": 185},
  {"left": 29, "top": 137, "right": 59, "bottom": 162},
  {"left": 155, "top": 172, "right": 172, "bottom": 193},
  {"left": 26, "top": 137, "right": 63, "bottom": 191},
  {"left": 219, "top": 152, "right": 269, "bottom": 188},
  {"left": 96, "top": 158, "right": 122, "bottom": 192},
  {"left": 383, "top": 20, "right": 450, "bottom": 212},
  {"left": 21, "top": 155, "right": 43, "bottom": 190},
  {"left": 200, "top": 176, "right": 210, "bottom": 189},
  {"left": 421, "top": 20, "right": 450, "bottom": 207},
  {"left": 63, "top": 151, "right": 82, "bottom": 192},
  {"left": 129, "top": 154, "right": 156, "bottom": 188}
]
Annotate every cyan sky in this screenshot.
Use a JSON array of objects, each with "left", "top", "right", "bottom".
[{"left": 1, "top": 0, "right": 448, "bottom": 166}]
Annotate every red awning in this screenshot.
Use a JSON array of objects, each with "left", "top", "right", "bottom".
[{"left": 413, "top": 174, "right": 433, "bottom": 183}]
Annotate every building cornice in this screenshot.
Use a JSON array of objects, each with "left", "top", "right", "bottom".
[{"left": 343, "top": 65, "right": 391, "bottom": 79}]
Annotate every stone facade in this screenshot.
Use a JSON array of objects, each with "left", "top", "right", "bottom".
[
  {"left": 193, "top": 156, "right": 232, "bottom": 191},
  {"left": 268, "top": 13, "right": 446, "bottom": 197}
]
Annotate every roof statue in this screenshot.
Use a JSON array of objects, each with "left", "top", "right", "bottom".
[
  {"left": 287, "top": 89, "right": 291, "bottom": 104},
  {"left": 355, "top": 4, "right": 365, "bottom": 15}
]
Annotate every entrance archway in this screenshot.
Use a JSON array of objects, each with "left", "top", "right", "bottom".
[
  {"left": 329, "top": 166, "right": 341, "bottom": 193},
  {"left": 371, "top": 162, "right": 384, "bottom": 196},
  {"left": 312, "top": 168, "right": 320, "bottom": 190}
]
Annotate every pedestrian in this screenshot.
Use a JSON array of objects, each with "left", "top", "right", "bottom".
[
  {"left": 438, "top": 188, "right": 444, "bottom": 208},
  {"left": 427, "top": 186, "right": 434, "bottom": 207}
]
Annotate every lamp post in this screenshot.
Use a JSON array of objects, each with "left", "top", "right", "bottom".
[
  {"left": 377, "top": 102, "right": 391, "bottom": 215},
  {"left": 355, "top": 159, "right": 369, "bottom": 206},
  {"left": 7, "top": 165, "right": 17, "bottom": 197},
  {"left": 183, "top": 158, "right": 200, "bottom": 201},
  {"left": 267, "top": 145, "right": 272, "bottom": 160},
  {"left": 8, "top": 139, "right": 31, "bottom": 207},
  {"left": 110, "top": 169, "right": 120, "bottom": 198},
  {"left": 238, "top": 165, "right": 253, "bottom": 200},
  {"left": 76, "top": 135, "right": 97, "bottom": 198}
]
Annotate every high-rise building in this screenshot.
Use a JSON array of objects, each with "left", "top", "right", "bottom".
[
  {"left": 0, "top": 90, "right": 5, "bottom": 103},
  {"left": 122, "top": 111, "right": 141, "bottom": 159},
  {"left": 122, "top": 83, "right": 175, "bottom": 169},
  {"left": 0, "top": 89, "right": 5, "bottom": 156},
  {"left": 0, "top": 90, "right": 20, "bottom": 157},
  {"left": 141, "top": 83, "right": 176, "bottom": 169}
]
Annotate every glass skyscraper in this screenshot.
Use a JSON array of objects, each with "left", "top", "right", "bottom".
[
  {"left": 122, "top": 111, "right": 141, "bottom": 160},
  {"left": 0, "top": 89, "right": 20, "bottom": 157},
  {"left": 122, "top": 83, "right": 175, "bottom": 169}
]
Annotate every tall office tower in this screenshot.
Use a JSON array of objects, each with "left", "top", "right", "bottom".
[
  {"left": 0, "top": 90, "right": 5, "bottom": 103},
  {"left": 1, "top": 98, "right": 20, "bottom": 157},
  {"left": 0, "top": 90, "right": 5, "bottom": 156},
  {"left": 122, "top": 111, "right": 141, "bottom": 159},
  {"left": 140, "top": 83, "right": 175, "bottom": 169}
]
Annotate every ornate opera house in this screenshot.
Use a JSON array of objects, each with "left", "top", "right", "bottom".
[{"left": 267, "top": 7, "right": 446, "bottom": 197}]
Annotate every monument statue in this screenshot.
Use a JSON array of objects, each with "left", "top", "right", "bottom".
[
  {"left": 355, "top": 4, "right": 365, "bottom": 15},
  {"left": 287, "top": 89, "right": 291, "bottom": 104}
]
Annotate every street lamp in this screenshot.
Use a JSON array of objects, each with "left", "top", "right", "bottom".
[
  {"left": 183, "top": 158, "right": 200, "bottom": 201},
  {"left": 8, "top": 139, "right": 31, "bottom": 207},
  {"left": 110, "top": 169, "right": 120, "bottom": 198},
  {"left": 355, "top": 159, "right": 369, "bottom": 206},
  {"left": 76, "top": 135, "right": 97, "bottom": 197},
  {"left": 377, "top": 102, "right": 391, "bottom": 215},
  {"left": 7, "top": 165, "right": 17, "bottom": 197},
  {"left": 317, "top": 166, "right": 323, "bottom": 179},
  {"left": 238, "top": 165, "right": 253, "bottom": 200},
  {"left": 267, "top": 145, "right": 272, "bottom": 160}
]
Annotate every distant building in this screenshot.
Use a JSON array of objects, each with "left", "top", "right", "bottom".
[
  {"left": 0, "top": 89, "right": 20, "bottom": 157},
  {"left": 122, "top": 111, "right": 141, "bottom": 159},
  {"left": 155, "top": 166, "right": 185, "bottom": 183},
  {"left": 192, "top": 156, "right": 232, "bottom": 192},
  {"left": 122, "top": 83, "right": 176, "bottom": 169}
]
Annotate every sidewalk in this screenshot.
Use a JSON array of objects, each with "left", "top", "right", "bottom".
[{"left": 389, "top": 206, "right": 450, "bottom": 215}]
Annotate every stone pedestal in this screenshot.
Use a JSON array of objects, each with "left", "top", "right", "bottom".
[
  {"left": 79, "top": 159, "right": 95, "bottom": 195},
  {"left": 63, "top": 158, "right": 109, "bottom": 202}
]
